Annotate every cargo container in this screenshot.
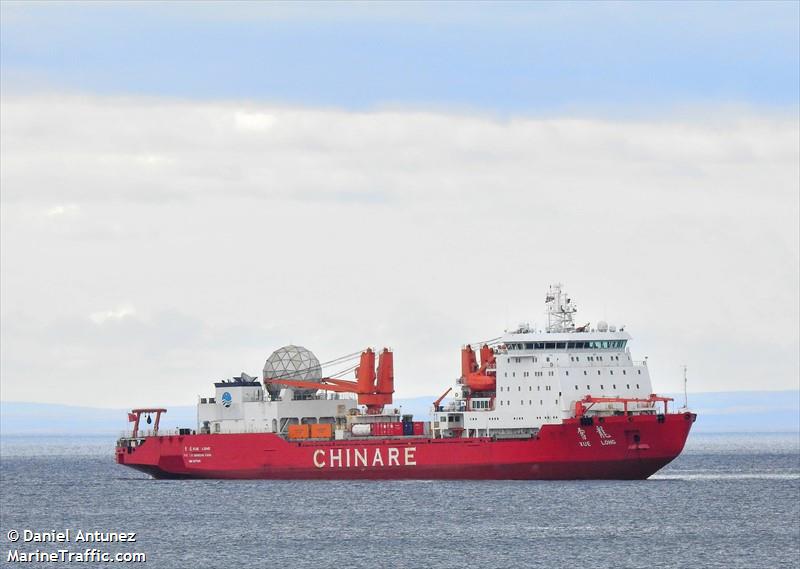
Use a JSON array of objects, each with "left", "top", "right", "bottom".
[
  {"left": 287, "top": 424, "right": 310, "bottom": 440},
  {"left": 351, "top": 424, "right": 372, "bottom": 436},
  {"left": 402, "top": 421, "right": 414, "bottom": 436},
  {"left": 370, "top": 421, "right": 404, "bottom": 436},
  {"left": 310, "top": 423, "right": 333, "bottom": 439},
  {"left": 412, "top": 421, "right": 425, "bottom": 435}
]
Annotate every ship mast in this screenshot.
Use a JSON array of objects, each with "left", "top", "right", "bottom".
[
  {"left": 682, "top": 365, "right": 689, "bottom": 409},
  {"left": 545, "top": 283, "right": 577, "bottom": 333}
]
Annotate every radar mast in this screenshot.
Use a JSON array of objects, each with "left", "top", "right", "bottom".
[{"left": 545, "top": 283, "right": 577, "bottom": 332}]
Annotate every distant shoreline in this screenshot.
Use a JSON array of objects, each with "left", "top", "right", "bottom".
[{"left": 2, "top": 390, "right": 797, "bottom": 435}]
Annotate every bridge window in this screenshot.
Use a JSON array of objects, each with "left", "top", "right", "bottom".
[
  {"left": 556, "top": 342, "right": 566, "bottom": 349},
  {"left": 525, "top": 343, "right": 534, "bottom": 349}
]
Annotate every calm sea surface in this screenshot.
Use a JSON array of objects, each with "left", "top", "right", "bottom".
[{"left": 1, "top": 433, "right": 798, "bottom": 569}]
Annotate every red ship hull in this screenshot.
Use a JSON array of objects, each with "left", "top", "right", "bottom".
[{"left": 116, "top": 412, "right": 695, "bottom": 480}]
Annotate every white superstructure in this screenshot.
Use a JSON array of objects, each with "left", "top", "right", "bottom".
[
  {"left": 197, "top": 379, "right": 359, "bottom": 435},
  {"left": 434, "top": 284, "right": 654, "bottom": 438}
]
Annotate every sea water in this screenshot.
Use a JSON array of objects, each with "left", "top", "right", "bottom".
[{"left": 1, "top": 433, "right": 798, "bottom": 568}]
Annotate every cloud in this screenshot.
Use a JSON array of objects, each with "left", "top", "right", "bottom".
[
  {"left": 45, "top": 204, "right": 79, "bottom": 217},
  {"left": 88, "top": 304, "right": 136, "bottom": 325},
  {"left": 234, "top": 111, "right": 276, "bottom": 132},
  {"left": 1, "top": 94, "right": 797, "bottom": 407}
]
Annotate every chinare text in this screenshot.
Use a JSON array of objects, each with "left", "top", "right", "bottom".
[{"left": 313, "top": 446, "right": 416, "bottom": 468}]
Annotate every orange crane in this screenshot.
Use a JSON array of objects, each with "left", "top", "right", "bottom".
[
  {"left": 265, "top": 348, "right": 394, "bottom": 414},
  {"left": 432, "top": 387, "right": 452, "bottom": 412}
]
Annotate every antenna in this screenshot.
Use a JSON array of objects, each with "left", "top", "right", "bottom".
[
  {"left": 545, "top": 283, "right": 578, "bottom": 332},
  {"left": 682, "top": 365, "right": 688, "bottom": 409}
]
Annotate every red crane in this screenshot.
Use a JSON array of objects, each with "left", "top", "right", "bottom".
[{"left": 265, "top": 348, "right": 394, "bottom": 414}]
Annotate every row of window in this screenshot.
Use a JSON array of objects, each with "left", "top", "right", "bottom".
[
  {"left": 570, "top": 355, "right": 623, "bottom": 362},
  {"left": 512, "top": 370, "right": 555, "bottom": 378},
  {"left": 510, "top": 354, "right": 626, "bottom": 364},
  {"left": 507, "top": 368, "right": 641, "bottom": 378},
  {"left": 566, "top": 369, "right": 641, "bottom": 376},
  {"left": 499, "top": 399, "right": 559, "bottom": 406},
  {"left": 573, "top": 383, "right": 640, "bottom": 390},
  {"left": 499, "top": 385, "right": 561, "bottom": 394},
  {"left": 497, "top": 382, "right": 643, "bottom": 397},
  {"left": 507, "top": 340, "right": 627, "bottom": 351}
]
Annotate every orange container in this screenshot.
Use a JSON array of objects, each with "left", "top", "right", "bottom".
[
  {"left": 287, "top": 424, "right": 310, "bottom": 440},
  {"left": 310, "top": 424, "right": 333, "bottom": 439}
]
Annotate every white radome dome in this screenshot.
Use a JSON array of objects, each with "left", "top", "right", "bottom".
[{"left": 263, "top": 345, "right": 322, "bottom": 397}]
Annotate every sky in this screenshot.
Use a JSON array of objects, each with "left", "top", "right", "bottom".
[{"left": 1, "top": 1, "right": 798, "bottom": 408}]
